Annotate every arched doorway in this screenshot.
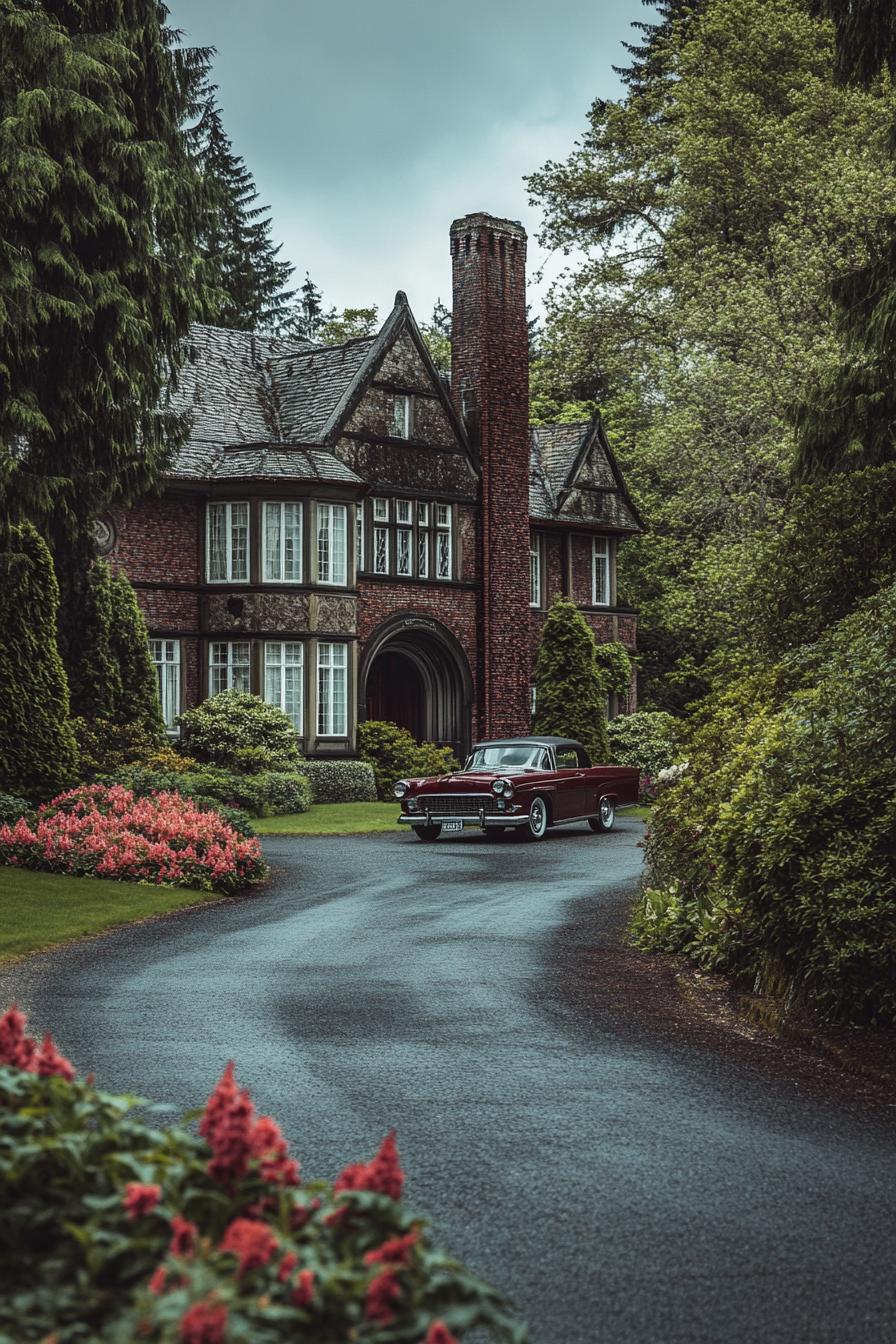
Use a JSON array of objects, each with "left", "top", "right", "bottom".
[{"left": 360, "top": 615, "right": 474, "bottom": 757}]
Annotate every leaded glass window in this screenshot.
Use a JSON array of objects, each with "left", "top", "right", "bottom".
[
  {"left": 209, "top": 641, "right": 251, "bottom": 695},
  {"left": 264, "top": 641, "right": 304, "bottom": 733},
  {"left": 207, "top": 502, "right": 249, "bottom": 582},
  {"left": 317, "top": 642, "right": 347, "bottom": 736},
  {"left": 317, "top": 503, "right": 347, "bottom": 585},
  {"left": 263, "top": 502, "right": 302, "bottom": 582}
]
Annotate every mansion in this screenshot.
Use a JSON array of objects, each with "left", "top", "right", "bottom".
[{"left": 104, "top": 212, "right": 641, "bottom": 758}]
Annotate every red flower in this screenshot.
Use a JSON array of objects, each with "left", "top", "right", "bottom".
[
  {"left": 424, "top": 1324, "right": 460, "bottom": 1344},
  {"left": 365, "top": 1267, "right": 402, "bottom": 1326},
  {"left": 291, "top": 1268, "right": 315, "bottom": 1309},
  {"left": 364, "top": 1228, "right": 419, "bottom": 1267},
  {"left": 334, "top": 1129, "right": 404, "bottom": 1202},
  {"left": 123, "top": 1182, "right": 162, "bottom": 1220},
  {"left": 179, "top": 1298, "right": 228, "bottom": 1344},
  {"left": 200, "top": 1063, "right": 255, "bottom": 1186},
  {"left": 289, "top": 1198, "right": 320, "bottom": 1232},
  {"left": 148, "top": 1266, "right": 168, "bottom": 1295},
  {"left": 251, "top": 1113, "right": 300, "bottom": 1187},
  {"left": 0, "top": 1003, "right": 37, "bottom": 1072},
  {"left": 277, "top": 1251, "right": 298, "bottom": 1283},
  {"left": 169, "top": 1214, "right": 198, "bottom": 1259},
  {"left": 218, "top": 1218, "right": 278, "bottom": 1276},
  {"left": 35, "top": 1032, "right": 75, "bottom": 1081}
]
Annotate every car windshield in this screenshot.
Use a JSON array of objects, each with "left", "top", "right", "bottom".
[{"left": 465, "top": 745, "right": 548, "bottom": 771}]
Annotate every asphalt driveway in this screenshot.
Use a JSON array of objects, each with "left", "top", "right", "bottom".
[{"left": 2, "top": 819, "right": 894, "bottom": 1342}]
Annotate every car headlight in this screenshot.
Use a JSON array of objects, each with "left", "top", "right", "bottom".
[
  {"left": 503, "top": 779, "right": 514, "bottom": 799},
  {"left": 492, "top": 779, "right": 506, "bottom": 795},
  {"left": 393, "top": 780, "right": 409, "bottom": 799}
]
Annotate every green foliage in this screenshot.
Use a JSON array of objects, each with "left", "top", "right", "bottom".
[
  {"left": 69, "top": 563, "right": 165, "bottom": 741},
  {"left": 607, "top": 710, "right": 682, "bottom": 777},
  {"left": 106, "top": 765, "right": 311, "bottom": 819},
  {"left": 71, "top": 716, "right": 162, "bottom": 779},
  {"left": 177, "top": 691, "right": 302, "bottom": 774},
  {"left": 532, "top": 597, "right": 609, "bottom": 762},
  {"left": 527, "top": 0, "right": 896, "bottom": 706},
  {"left": 634, "top": 581, "right": 896, "bottom": 1024},
  {"left": 301, "top": 759, "right": 378, "bottom": 804},
  {"left": 0, "top": 523, "right": 78, "bottom": 798},
  {"left": 0, "top": 794, "right": 33, "bottom": 826},
  {"left": 358, "top": 722, "right": 459, "bottom": 801},
  {"left": 319, "top": 306, "right": 379, "bottom": 344},
  {"left": 593, "top": 641, "right": 632, "bottom": 697},
  {"left": 0, "top": 1041, "right": 527, "bottom": 1344}
]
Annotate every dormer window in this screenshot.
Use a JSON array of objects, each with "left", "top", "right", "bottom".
[{"left": 392, "top": 394, "right": 412, "bottom": 438}]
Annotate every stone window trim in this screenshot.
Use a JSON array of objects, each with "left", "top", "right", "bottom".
[
  {"left": 529, "top": 531, "right": 544, "bottom": 608},
  {"left": 357, "top": 496, "right": 456, "bottom": 582},
  {"left": 150, "top": 637, "right": 181, "bottom": 733},
  {"left": 592, "top": 535, "right": 612, "bottom": 607}
]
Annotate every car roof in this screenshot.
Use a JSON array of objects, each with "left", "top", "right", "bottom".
[{"left": 470, "top": 736, "right": 585, "bottom": 752}]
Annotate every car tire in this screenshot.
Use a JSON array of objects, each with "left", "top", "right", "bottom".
[
  {"left": 588, "top": 797, "right": 615, "bottom": 832},
  {"left": 414, "top": 823, "right": 442, "bottom": 842},
  {"left": 523, "top": 795, "right": 549, "bottom": 841}
]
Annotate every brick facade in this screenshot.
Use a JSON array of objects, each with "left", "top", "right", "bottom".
[{"left": 107, "top": 211, "right": 639, "bottom": 758}]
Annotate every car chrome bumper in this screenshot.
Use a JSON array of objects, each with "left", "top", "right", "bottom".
[{"left": 397, "top": 814, "right": 529, "bottom": 828}]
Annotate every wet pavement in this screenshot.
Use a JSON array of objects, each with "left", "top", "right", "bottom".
[{"left": 2, "top": 819, "right": 895, "bottom": 1342}]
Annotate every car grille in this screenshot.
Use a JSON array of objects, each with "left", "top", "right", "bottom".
[{"left": 420, "top": 793, "right": 498, "bottom": 816}]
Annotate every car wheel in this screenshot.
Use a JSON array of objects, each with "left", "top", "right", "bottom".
[
  {"left": 588, "top": 797, "right": 615, "bottom": 832},
  {"left": 523, "top": 796, "right": 549, "bottom": 841},
  {"left": 414, "top": 823, "right": 442, "bottom": 842}
]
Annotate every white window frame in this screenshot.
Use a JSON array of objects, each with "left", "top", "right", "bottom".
[
  {"left": 316, "top": 503, "right": 347, "bottom": 587},
  {"left": 150, "top": 638, "right": 181, "bottom": 732},
  {"left": 396, "top": 526, "right": 412, "bottom": 576},
  {"left": 435, "top": 504, "right": 452, "bottom": 581},
  {"left": 317, "top": 641, "right": 348, "bottom": 737},
  {"left": 374, "top": 525, "right": 389, "bottom": 575},
  {"left": 206, "top": 502, "right": 250, "bottom": 583},
  {"left": 395, "top": 498, "right": 412, "bottom": 525},
  {"left": 529, "top": 533, "right": 543, "bottom": 607},
  {"left": 209, "top": 640, "right": 251, "bottom": 695},
  {"left": 392, "top": 394, "right": 412, "bottom": 439},
  {"left": 592, "top": 536, "right": 611, "bottom": 606},
  {"left": 264, "top": 641, "right": 304, "bottom": 734},
  {"left": 356, "top": 504, "right": 364, "bottom": 573},
  {"left": 417, "top": 527, "right": 429, "bottom": 578},
  {"left": 262, "top": 501, "right": 303, "bottom": 583},
  {"left": 372, "top": 497, "right": 389, "bottom": 522}
]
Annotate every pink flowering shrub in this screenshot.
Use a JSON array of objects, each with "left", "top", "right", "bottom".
[
  {"left": 0, "top": 784, "right": 267, "bottom": 894},
  {"left": 0, "top": 1005, "right": 527, "bottom": 1343}
]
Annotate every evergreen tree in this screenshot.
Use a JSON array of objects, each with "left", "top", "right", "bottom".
[
  {"left": 0, "top": 0, "right": 213, "bottom": 668},
  {"left": 533, "top": 597, "right": 609, "bottom": 762},
  {"left": 109, "top": 571, "right": 166, "bottom": 737},
  {"left": 0, "top": 523, "right": 78, "bottom": 799},
  {"left": 278, "top": 273, "right": 334, "bottom": 342},
  {"left": 318, "top": 306, "right": 379, "bottom": 344},
  {"left": 196, "top": 92, "right": 296, "bottom": 331},
  {"left": 421, "top": 300, "right": 452, "bottom": 374}
]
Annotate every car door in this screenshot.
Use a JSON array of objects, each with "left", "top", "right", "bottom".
[{"left": 553, "top": 745, "right": 588, "bottom": 819}]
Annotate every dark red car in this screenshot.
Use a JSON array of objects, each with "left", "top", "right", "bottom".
[{"left": 394, "top": 735, "right": 639, "bottom": 842}]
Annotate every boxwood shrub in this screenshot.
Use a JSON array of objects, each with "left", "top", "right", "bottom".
[
  {"left": 302, "top": 759, "right": 378, "bottom": 804},
  {"left": 105, "top": 765, "right": 312, "bottom": 819},
  {"left": 359, "top": 722, "right": 458, "bottom": 801}
]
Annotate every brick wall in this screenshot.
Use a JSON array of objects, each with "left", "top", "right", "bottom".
[
  {"left": 111, "top": 496, "right": 201, "bottom": 586},
  {"left": 451, "top": 212, "right": 531, "bottom": 740}
]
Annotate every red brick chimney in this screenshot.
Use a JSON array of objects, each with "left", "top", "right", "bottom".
[{"left": 450, "top": 212, "right": 531, "bottom": 741}]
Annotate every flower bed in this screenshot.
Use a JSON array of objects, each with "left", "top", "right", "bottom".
[
  {"left": 0, "top": 1005, "right": 527, "bottom": 1343},
  {"left": 0, "top": 784, "right": 267, "bottom": 895}
]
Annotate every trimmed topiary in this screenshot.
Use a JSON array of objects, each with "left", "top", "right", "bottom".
[
  {"left": 301, "top": 759, "right": 378, "bottom": 804},
  {"left": 0, "top": 523, "right": 79, "bottom": 799},
  {"left": 533, "top": 596, "right": 609, "bottom": 762},
  {"left": 359, "top": 722, "right": 458, "bottom": 801},
  {"left": 177, "top": 691, "right": 302, "bottom": 774},
  {"left": 105, "top": 764, "right": 312, "bottom": 819}
]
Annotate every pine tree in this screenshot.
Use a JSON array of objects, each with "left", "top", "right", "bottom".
[
  {"left": 196, "top": 92, "right": 295, "bottom": 331},
  {"left": 0, "top": 523, "right": 78, "bottom": 799},
  {"left": 533, "top": 597, "right": 609, "bottom": 762},
  {"left": 0, "top": 0, "right": 213, "bottom": 668},
  {"left": 278, "top": 273, "right": 334, "bottom": 342}
]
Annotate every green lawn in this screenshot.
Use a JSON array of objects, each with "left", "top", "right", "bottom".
[
  {"left": 0, "top": 868, "right": 219, "bottom": 962},
  {"left": 628, "top": 805, "right": 652, "bottom": 822},
  {"left": 254, "top": 802, "right": 401, "bottom": 835}
]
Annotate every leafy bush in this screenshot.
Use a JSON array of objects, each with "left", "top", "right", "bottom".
[
  {"left": 71, "top": 715, "right": 163, "bottom": 778},
  {"left": 593, "top": 641, "right": 633, "bottom": 696},
  {"left": 0, "top": 794, "right": 32, "bottom": 827},
  {"left": 107, "top": 765, "right": 312, "bottom": 818},
  {"left": 533, "top": 596, "right": 609, "bottom": 762},
  {"left": 0, "top": 522, "right": 79, "bottom": 798},
  {"left": 359, "top": 723, "right": 458, "bottom": 801},
  {"left": 302, "top": 759, "right": 377, "bottom": 804},
  {"left": 144, "top": 744, "right": 200, "bottom": 773},
  {"left": 0, "top": 784, "right": 267, "bottom": 895},
  {"left": 633, "top": 580, "right": 896, "bottom": 1024},
  {"left": 607, "top": 711, "right": 683, "bottom": 776},
  {"left": 0, "top": 1005, "right": 527, "bottom": 1344},
  {"left": 178, "top": 691, "right": 302, "bottom": 774}
]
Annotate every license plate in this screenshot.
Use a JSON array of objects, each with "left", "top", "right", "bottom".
[{"left": 442, "top": 820, "right": 463, "bottom": 833}]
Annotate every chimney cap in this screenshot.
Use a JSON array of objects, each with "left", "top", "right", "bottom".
[{"left": 450, "top": 212, "right": 527, "bottom": 241}]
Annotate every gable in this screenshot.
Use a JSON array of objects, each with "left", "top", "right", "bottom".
[{"left": 529, "top": 416, "right": 642, "bottom": 533}]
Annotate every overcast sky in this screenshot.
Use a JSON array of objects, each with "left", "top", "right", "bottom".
[{"left": 170, "top": 0, "right": 651, "bottom": 323}]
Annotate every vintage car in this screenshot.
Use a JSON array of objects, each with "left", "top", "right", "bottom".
[{"left": 394, "top": 735, "right": 639, "bottom": 842}]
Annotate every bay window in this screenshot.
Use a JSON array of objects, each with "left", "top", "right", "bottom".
[
  {"left": 264, "top": 641, "right": 304, "bottom": 732},
  {"left": 209, "top": 640, "right": 251, "bottom": 694},
  {"left": 150, "top": 638, "right": 181, "bottom": 730},
  {"left": 592, "top": 536, "right": 611, "bottom": 606},
  {"left": 317, "top": 503, "right": 347, "bottom": 586},
  {"left": 317, "top": 642, "right": 348, "bottom": 736},
  {"left": 263, "top": 502, "right": 302, "bottom": 582},
  {"left": 207, "top": 502, "right": 249, "bottom": 582}
]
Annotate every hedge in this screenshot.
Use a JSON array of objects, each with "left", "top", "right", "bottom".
[{"left": 301, "top": 759, "right": 378, "bottom": 804}]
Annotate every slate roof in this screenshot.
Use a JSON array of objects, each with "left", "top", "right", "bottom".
[
  {"left": 164, "top": 323, "right": 371, "bottom": 484},
  {"left": 528, "top": 419, "right": 642, "bottom": 532}
]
